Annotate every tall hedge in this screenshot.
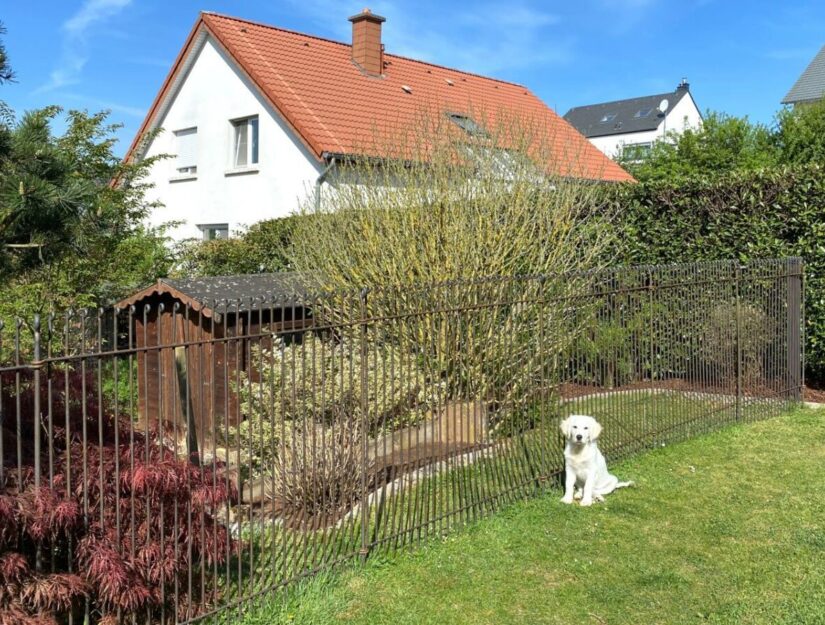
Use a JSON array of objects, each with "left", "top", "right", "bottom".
[{"left": 603, "top": 163, "right": 825, "bottom": 384}]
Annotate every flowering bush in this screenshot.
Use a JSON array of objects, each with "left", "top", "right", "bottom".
[{"left": 0, "top": 368, "right": 236, "bottom": 625}]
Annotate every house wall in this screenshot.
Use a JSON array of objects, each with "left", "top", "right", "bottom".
[
  {"left": 587, "top": 93, "right": 702, "bottom": 159},
  {"left": 142, "top": 36, "right": 323, "bottom": 241}
]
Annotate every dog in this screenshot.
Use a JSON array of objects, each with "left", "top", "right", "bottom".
[{"left": 560, "top": 415, "right": 633, "bottom": 506}]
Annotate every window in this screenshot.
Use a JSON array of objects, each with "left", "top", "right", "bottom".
[
  {"left": 622, "top": 142, "right": 652, "bottom": 161},
  {"left": 174, "top": 127, "right": 197, "bottom": 175},
  {"left": 599, "top": 113, "right": 617, "bottom": 123},
  {"left": 197, "top": 223, "right": 229, "bottom": 241},
  {"left": 447, "top": 113, "right": 489, "bottom": 138},
  {"left": 634, "top": 108, "right": 654, "bottom": 119},
  {"left": 231, "top": 116, "right": 259, "bottom": 168}
]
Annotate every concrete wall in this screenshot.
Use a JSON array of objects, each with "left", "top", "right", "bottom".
[
  {"left": 587, "top": 93, "right": 703, "bottom": 159},
  {"left": 142, "top": 36, "right": 322, "bottom": 241}
]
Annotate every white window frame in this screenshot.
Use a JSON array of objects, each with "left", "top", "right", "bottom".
[
  {"left": 173, "top": 127, "right": 198, "bottom": 177},
  {"left": 197, "top": 223, "right": 230, "bottom": 241},
  {"left": 621, "top": 141, "right": 653, "bottom": 162},
  {"left": 229, "top": 115, "right": 259, "bottom": 170}
]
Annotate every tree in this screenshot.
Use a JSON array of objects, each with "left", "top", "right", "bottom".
[
  {"left": 775, "top": 99, "right": 825, "bottom": 164},
  {"left": 0, "top": 107, "right": 173, "bottom": 320},
  {"left": 619, "top": 111, "right": 778, "bottom": 181},
  {"left": 0, "top": 21, "right": 13, "bottom": 84},
  {"left": 0, "top": 21, "right": 15, "bottom": 127}
]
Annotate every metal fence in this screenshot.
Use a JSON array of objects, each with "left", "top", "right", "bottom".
[{"left": 0, "top": 258, "right": 803, "bottom": 624}]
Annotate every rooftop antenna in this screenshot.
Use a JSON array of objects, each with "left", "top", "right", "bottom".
[{"left": 659, "top": 98, "right": 670, "bottom": 139}]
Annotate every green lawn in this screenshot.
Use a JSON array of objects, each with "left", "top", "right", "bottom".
[{"left": 227, "top": 406, "right": 825, "bottom": 625}]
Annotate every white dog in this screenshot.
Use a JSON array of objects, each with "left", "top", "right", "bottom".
[{"left": 560, "top": 415, "right": 633, "bottom": 506}]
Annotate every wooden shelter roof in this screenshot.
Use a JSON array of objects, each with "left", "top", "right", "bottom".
[{"left": 116, "top": 272, "right": 310, "bottom": 316}]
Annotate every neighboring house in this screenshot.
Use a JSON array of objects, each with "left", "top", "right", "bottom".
[
  {"left": 125, "top": 9, "right": 632, "bottom": 242},
  {"left": 563, "top": 80, "right": 702, "bottom": 160},
  {"left": 782, "top": 45, "right": 825, "bottom": 106}
]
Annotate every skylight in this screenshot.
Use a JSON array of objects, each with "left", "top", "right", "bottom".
[
  {"left": 448, "top": 113, "right": 489, "bottom": 138},
  {"left": 634, "top": 108, "right": 654, "bottom": 118},
  {"left": 599, "top": 113, "right": 617, "bottom": 123}
]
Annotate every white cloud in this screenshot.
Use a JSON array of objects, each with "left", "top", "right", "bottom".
[{"left": 34, "top": 0, "right": 133, "bottom": 94}]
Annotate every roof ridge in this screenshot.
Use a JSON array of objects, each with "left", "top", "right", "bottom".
[
  {"left": 201, "top": 11, "right": 360, "bottom": 49},
  {"left": 201, "top": 10, "right": 528, "bottom": 90},
  {"left": 566, "top": 89, "right": 684, "bottom": 113}
]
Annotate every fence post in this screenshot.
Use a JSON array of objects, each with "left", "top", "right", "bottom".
[
  {"left": 33, "top": 314, "right": 41, "bottom": 490},
  {"left": 647, "top": 269, "right": 656, "bottom": 445},
  {"left": 538, "top": 275, "right": 546, "bottom": 489},
  {"left": 32, "top": 314, "right": 43, "bottom": 575},
  {"left": 735, "top": 264, "right": 742, "bottom": 421},
  {"left": 788, "top": 258, "right": 803, "bottom": 402},
  {"left": 358, "top": 288, "right": 370, "bottom": 563}
]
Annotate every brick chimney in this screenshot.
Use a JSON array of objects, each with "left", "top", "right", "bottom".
[{"left": 349, "top": 8, "right": 385, "bottom": 76}]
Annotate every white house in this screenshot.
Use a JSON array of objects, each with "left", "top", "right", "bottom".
[
  {"left": 563, "top": 80, "right": 702, "bottom": 160},
  {"left": 125, "top": 9, "right": 633, "bottom": 242}
]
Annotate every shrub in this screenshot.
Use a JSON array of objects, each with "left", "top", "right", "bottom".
[
  {"left": 0, "top": 367, "right": 236, "bottom": 624},
  {"left": 289, "top": 109, "right": 618, "bottom": 405},
  {"left": 272, "top": 413, "right": 364, "bottom": 518},
  {"left": 175, "top": 216, "right": 301, "bottom": 277},
  {"left": 233, "top": 334, "right": 441, "bottom": 479},
  {"left": 699, "top": 301, "right": 774, "bottom": 385}
]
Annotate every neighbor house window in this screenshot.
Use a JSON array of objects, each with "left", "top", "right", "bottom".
[
  {"left": 231, "top": 116, "right": 259, "bottom": 168},
  {"left": 622, "top": 142, "right": 652, "bottom": 161},
  {"left": 198, "top": 223, "right": 229, "bottom": 241},
  {"left": 174, "top": 127, "right": 198, "bottom": 175},
  {"left": 599, "top": 113, "right": 617, "bottom": 123}
]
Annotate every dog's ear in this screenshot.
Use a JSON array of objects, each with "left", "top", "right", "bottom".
[
  {"left": 590, "top": 419, "right": 603, "bottom": 440},
  {"left": 559, "top": 417, "right": 571, "bottom": 438}
]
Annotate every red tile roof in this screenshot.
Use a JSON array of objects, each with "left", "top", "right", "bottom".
[{"left": 126, "top": 12, "right": 633, "bottom": 183}]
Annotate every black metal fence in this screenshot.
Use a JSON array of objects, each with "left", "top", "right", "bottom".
[{"left": 0, "top": 259, "right": 803, "bottom": 624}]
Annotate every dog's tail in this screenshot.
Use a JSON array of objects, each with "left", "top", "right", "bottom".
[{"left": 615, "top": 480, "right": 634, "bottom": 489}]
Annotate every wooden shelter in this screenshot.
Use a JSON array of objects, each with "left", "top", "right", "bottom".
[{"left": 117, "top": 273, "right": 313, "bottom": 454}]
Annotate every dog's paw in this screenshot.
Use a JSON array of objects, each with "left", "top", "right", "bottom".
[
  {"left": 594, "top": 494, "right": 605, "bottom": 503},
  {"left": 560, "top": 496, "right": 574, "bottom": 505},
  {"left": 573, "top": 490, "right": 583, "bottom": 501},
  {"left": 580, "top": 498, "right": 593, "bottom": 507}
]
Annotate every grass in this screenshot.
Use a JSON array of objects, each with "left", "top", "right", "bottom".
[{"left": 222, "top": 406, "right": 824, "bottom": 625}]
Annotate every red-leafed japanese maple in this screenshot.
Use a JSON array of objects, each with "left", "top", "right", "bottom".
[{"left": 0, "top": 367, "right": 237, "bottom": 625}]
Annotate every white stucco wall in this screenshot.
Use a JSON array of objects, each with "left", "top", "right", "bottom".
[
  {"left": 142, "top": 36, "right": 323, "bottom": 241},
  {"left": 587, "top": 93, "right": 703, "bottom": 159}
]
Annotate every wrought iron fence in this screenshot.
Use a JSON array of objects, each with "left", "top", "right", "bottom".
[{"left": 0, "top": 258, "right": 803, "bottom": 624}]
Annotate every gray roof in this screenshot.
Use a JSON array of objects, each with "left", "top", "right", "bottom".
[
  {"left": 161, "top": 272, "right": 310, "bottom": 310},
  {"left": 563, "top": 85, "right": 691, "bottom": 139},
  {"left": 782, "top": 45, "right": 825, "bottom": 105}
]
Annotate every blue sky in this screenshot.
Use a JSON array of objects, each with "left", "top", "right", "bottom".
[{"left": 2, "top": 0, "right": 824, "bottom": 155}]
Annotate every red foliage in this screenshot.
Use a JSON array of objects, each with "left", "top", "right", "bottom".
[{"left": 0, "top": 367, "right": 238, "bottom": 624}]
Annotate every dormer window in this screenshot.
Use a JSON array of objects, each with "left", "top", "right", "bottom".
[
  {"left": 448, "top": 113, "right": 489, "bottom": 138},
  {"left": 231, "top": 116, "right": 259, "bottom": 168}
]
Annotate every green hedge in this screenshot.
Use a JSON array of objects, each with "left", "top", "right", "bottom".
[
  {"left": 175, "top": 216, "right": 301, "bottom": 277},
  {"left": 603, "top": 163, "right": 825, "bottom": 384}
]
